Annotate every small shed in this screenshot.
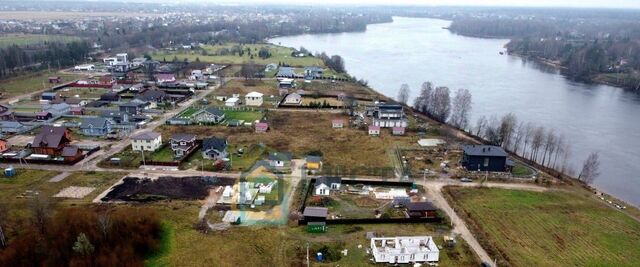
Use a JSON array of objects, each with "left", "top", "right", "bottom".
[
  {"left": 332, "top": 119, "right": 345, "bottom": 129},
  {"left": 255, "top": 122, "right": 269, "bottom": 133},
  {"left": 303, "top": 206, "right": 328, "bottom": 222},
  {"left": 48, "top": 76, "right": 61, "bottom": 83},
  {"left": 70, "top": 107, "right": 84, "bottom": 115},
  {"left": 392, "top": 127, "right": 405, "bottom": 136},
  {"left": 406, "top": 202, "right": 437, "bottom": 218},
  {"left": 36, "top": 112, "right": 52, "bottom": 121},
  {"left": 306, "top": 222, "right": 327, "bottom": 233},
  {"left": 368, "top": 125, "right": 380, "bottom": 136}
]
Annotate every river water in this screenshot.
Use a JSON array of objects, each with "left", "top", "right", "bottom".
[{"left": 270, "top": 17, "right": 640, "bottom": 206}]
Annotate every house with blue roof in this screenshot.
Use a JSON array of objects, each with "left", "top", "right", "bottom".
[{"left": 80, "top": 117, "right": 113, "bottom": 137}]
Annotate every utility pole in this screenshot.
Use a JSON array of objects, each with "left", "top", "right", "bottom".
[
  {"left": 306, "top": 242, "right": 310, "bottom": 267},
  {"left": 141, "top": 150, "right": 146, "bottom": 167}
]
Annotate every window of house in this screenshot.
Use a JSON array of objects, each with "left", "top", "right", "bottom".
[{"left": 484, "top": 158, "right": 489, "bottom": 167}]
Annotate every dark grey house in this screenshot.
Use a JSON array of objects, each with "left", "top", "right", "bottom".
[
  {"left": 461, "top": 145, "right": 508, "bottom": 172},
  {"left": 80, "top": 117, "right": 112, "bottom": 137},
  {"left": 202, "top": 137, "right": 228, "bottom": 160}
]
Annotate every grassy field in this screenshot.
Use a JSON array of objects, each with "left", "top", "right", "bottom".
[
  {"left": 214, "top": 79, "right": 280, "bottom": 96},
  {"left": 57, "top": 87, "right": 109, "bottom": 99},
  {"left": 0, "top": 34, "right": 83, "bottom": 48},
  {"left": 0, "top": 71, "right": 85, "bottom": 98},
  {"left": 150, "top": 145, "right": 177, "bottom": 162},
  {"left": 224, "top": 110, "right": 263, "bottom": 121},
  {"left": 144, "top": 201, "right": 478, "bottom": 266},
  {"left": 152, "top": 43, "right": 324, "bottom": 66},
  {"left": 0, "top": 170, "right": 125, "bottom": 217},
  {"left": 444, "top": 187, "right": 640, "bottom": 267},
  {"left": 157, "top": 110, "right": 420, "bottom": 176}
]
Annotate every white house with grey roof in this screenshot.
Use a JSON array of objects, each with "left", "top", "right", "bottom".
[
  {"left": 131, "top": 131, "right": 162, "bottom": 152},
  {"left": 192, "top": 107, "right": 225, "bottom": 124},
  {"left": 245, "top": 92, "right": 264, "bottom": 106}
]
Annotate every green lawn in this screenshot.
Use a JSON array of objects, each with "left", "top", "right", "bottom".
[
  {"left": 511, "top": 163, "right": 534, "bottom": 176},
  {"left": 229, "top": 144, "right": 268, "bottom": 172},
  {"left": 445, "top": 187, "right": 640, "bottom": 267},
  {"left": 152, "top": 43, "right": 324, "bottom": 67},
  {"left": 0, "top": 34, "right": 82, "bottom": 48},
  {"left": 0, "top": 71, "right": 85, "bottom": 98},
  {"left": 224, "top": 110, "right": 263, "bottom": 122},
  {"left": 150, "top": 145, "right": 177, "bottom": 162}
]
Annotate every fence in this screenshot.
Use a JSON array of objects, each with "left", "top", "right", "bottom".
[{"left": 298, "top": 217, "right": 442, "bottom": 225}]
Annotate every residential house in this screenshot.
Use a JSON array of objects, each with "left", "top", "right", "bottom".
[
  {"left": 245, "top": 92, "right": 264, "bottom": 106},
  {"left": 371, "top": 104, "right": 408, "bottom": 128},
  {"left": 170, "top": 134, "right": 197, "bottom": 158},
  {"left": 31, "top": 126, "right": 71, "bottom": 156},
  {"left": 306, "top": 156, "right": 322, "bottom": 170},
  {"left": 192, "top": 107, "right": 225, "bottom": 124},
  {"left": 225, "top": 97, "right": 241, "bottom": 107},
  {"left": 43, "top": 103, "right": 71, "bottom": 116},
  {"left": 370, "top": 236, "right": 439, "bottom": 264},
  {"left": 61, "top": 146, "right": 83, "bottom": 162},
  {"left": 368, "top": 125, "right": 381, "bottom": 136},
  {"left": 40, "top": 92, "right": 58, "bottom": 102},
  {"left": 202, "top": 137, "right": 228, "bottom": 160},
  {"left": 314, "top": 177, "right": 341, "bottom": 196},
  {"left": 70, "top": 107, "right": 84, "bottom": 115},
  {"left": 392, "top": 127, "right": 406, "bottom": 136},
  {"left": 255, "top": 122, "right": 268, "bottom": 133},
  {"left": 100, "top": 92, "right": 120, "bottom": 102},
  {"left": 189, "top": 70, "right": 204, "bottom": 80},
  {"left": 332, "top": 119, "right": 345, "bottom": 128},
  {"left": 268, "top": 152, "right": 292, "bottom": 169},
  {"left": 265, "top": 63, "right": 278, "bottom": 72},
  {"left": 119, "top": 100, "right": 148, "bottom": 115},
  {"left": 406, "top": 202, "right": 438, "bottom": 218},
  {"left": 461, "top": 145, "right": 508, "bottom": 172},
  {"left": 283, "top": 93, "right": 302, "bottom": 105},
  {"left": 136, "top": 88, "right": 168, "bottom": 106},
  {"left": 276, "top": 67, "right": 296, "bottom": 78},
  {"left": 80, "top": 117, "right": 112, "bottom": 137},
  {"left": 155, "top": 74, "right": 176, "bottom": 83},
  {"left": 304, "top": 66, "right": 323, "bottom": 79},
  {"left": 278, "top": 78, "right": 295, "bottom": 89},
  {"left": 0, "top": 121, "right": 27, "bottom": 134},
  {"left": 100, "top": 111, "right": 129, "bottom": 124},
  {"left": 0, "top": 139, "right": 8, "bottom": 153},
  {"left": 35, "top": 112, "right": 52, "bottom": 121},
  {"left": 131, "top": 131, "right": 162, "bottom": 152},
  {"left": 48, "top": 76, "right": 61, "bottom": 83},
  {"left": 303, "top": 207, "right": 328, "bottom": 222},
  {"left": 0, "top": 105, "right": 14, "bottom": 121}
]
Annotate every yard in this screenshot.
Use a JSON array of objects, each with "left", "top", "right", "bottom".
[
  {"left": 144, "top": 201, "right": 479, "bottom": 267},
  {"left": 296, "top": 79, "right": 381, "bottom": 100},
  {"left": 56, "top": 87, "right": 110, "bottom": 99},
  {"left": 444, "top": 186, "right": 640, "bottom": 267},
  {"left": 214, "top": 79, "right": 279, "bottom": 96},
  {"left": 307, "top": 191, "right": 409, "bottom": 219},
  {"left": 0, "top": 71, "right": 86, "bottom": 98},
  {"left": 157, "top": 111, "right": 421, "bottom": 176},
  {"left": 152, "top": 43, "right": 324, "bottom": 66},
  {"left": 224, "top": 110, "right": 263, "bottom": 122}
]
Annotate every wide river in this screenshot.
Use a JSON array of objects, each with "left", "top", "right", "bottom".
[{"left": 270, "top": 17, "right": 640, "bottom": 206}]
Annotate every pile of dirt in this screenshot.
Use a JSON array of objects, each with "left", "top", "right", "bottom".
[
  {"left": 102, "top": 176, "right": 235, "bottom": 202},
  {"left": 353, "top": 196, "right": 379, "bottom": 207}
]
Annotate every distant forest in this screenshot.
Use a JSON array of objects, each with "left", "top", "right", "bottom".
[{"left": 444, "top": 8, "right": 640, "bottom": 91}]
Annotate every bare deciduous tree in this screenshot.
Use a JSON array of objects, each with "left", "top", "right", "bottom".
[
  {"left": 397, "top": 84, "right": 410, "bottom": 105},
  {"left": 449, "top": 88, "right": 473, "bottom": 130},
  {"left": 413, "top": 82, "right": 434, "bottom": 114},
  {"left": 512, "top": 121, "right": 526, "bottom": 154},
  {"left": 579, "top": 152, "right": 601, "bottom": 184},
  {"left": 474, "top": 115, "right": 488, "bottom": 137},
  {"left": 530, "top": 126, "right": 545, "bottom": 162},
  {"left": 499, "top": 113, "right": 518, "bottom": 149},
  {"left": 431, "top": 86, "right": 451, "bottom": 122},
  {"left": 29, "top": 195, "right": 51, "bottom": 235}
]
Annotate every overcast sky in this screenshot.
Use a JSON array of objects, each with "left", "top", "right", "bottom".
[{"left": 195, "top": 0, "right": 640, "bottom": 8}]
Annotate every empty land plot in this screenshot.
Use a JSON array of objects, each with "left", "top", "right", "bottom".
[
  {"left": 444, "top": 187, "right": 640, "bottom": 267},
  {"left": 145, "top": 202, "right": 478, "bottom": 266},
  {"left": 54, "top": 186, "right": 95, "bottom": 199},
  {"left": 153, "top": 43, "right": 324, "bottom": 66},
  {"left": 214, "top": 79, "right": 279, "bottom": 96},
  {"left": 0, "top": 72, "right": 85, "bottom": 98},
  {"left": 157, "top": 111, "right": 419, "bottom": 175}
]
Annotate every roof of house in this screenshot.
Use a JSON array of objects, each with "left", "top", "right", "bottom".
[
  {"left": 255, "top": 122, "right": 268, "bottom": 129},
  {"left": 225, "top": 97, "right": 240, "bottom": 103},
  {"left": 196, "top": 107, "right": 224, "bottom": 117},
  {"left": 44, "top": 103, "right": 70, "bottom": 111},
  {"left": 202, "top": 137, "right": 227, "bottom": 151},
  {"left": 32, "top": 126, "right": 68, "bottom": 148},
  {"left": 269, "top": 152, "right": 292, "bottom": 161},
  {"left": 392, "top": 127, "right": 405, "bottom": 131},
  {"left": 0, "top": 121, "right": 24, "bottom": 129},
  {"left": 136, "top": 89, "right": 167, "bottom": 102},
  {"left": 119, "top": 101, "right": 147, "bottom": 108},
  {"left": 285, "top": 93, "right": 301, "bottom": 100},
  {"left": 155, "top": 74, "right": 175, "bottom": 80},
  {"left": 315, "top": 176, "right": 340, "bottom": 187},
  {"left": 305, "top": 66, "right": 323, "bottom": 72},
  {"left": 41, "top": 92, "right": 57, "bottom": 97},
  {"left": 61, "top": 146, "right": 80, "bottom": 157},
  {"left": 36, "top": 112, "right": 50, "bottom": 116},
  {"left": 406, "top": 201, "right": 437, "bottom": 212},
  {"left": 70, "top": 107, "right": 83, "bottom": 112},
  {"left": 303, "top": 207, "right": 328, "bottom": 218},
  {"left": 463, "top": 145, "right": 508, "bottom": 157},
  {"left": 246, "top": 91, "right": 264, "bottom": 98},
  {"left": 100, "top": 92, "right": 120, "bottom": 101},
  {"left": 307, "top": 155, "right": 322, "bottom": 163},
  {"left": 277, "top": 67, "right": 295, "bottom": 76},
  {"left": 171, "top": 133, "right": 196, "bottom": 142},
  {"left": 369, "top": 125, "right": 381, "bottom": 131},
  {"left": 132, "top": 131, "right": 161, "bottom": 141},
  {"left": 80, "top": 117, "right": 110, "bottom": 129}
]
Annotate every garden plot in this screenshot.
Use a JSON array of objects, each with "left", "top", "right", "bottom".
[
  {"left": 401, "top": 148, "right": 463, "bottom": 177},
  {"left": 54, "top": 186, "right": 95, "bottom": 198}
]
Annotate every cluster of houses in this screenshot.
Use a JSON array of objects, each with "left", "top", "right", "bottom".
[
  {"left": 131, "top": 131, "right": 228, "bottom": 162},
  {"left": 214, "top": 91, "right": 264, "bottom": 107}
]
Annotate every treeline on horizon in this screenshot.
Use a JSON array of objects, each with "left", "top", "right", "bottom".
[{"left": 446, "top": 10, "right": 640, "bottom": 91}]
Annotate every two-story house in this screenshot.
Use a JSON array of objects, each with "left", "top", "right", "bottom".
[
  {"left": 170, "top": 133, "right": 197, "bottom": 158},
  {"left": 371, "top": 104, "right": 408, "bottom": 128},
  {"left": 80, "top": 117, "right": 112, "bottom": 137},
  {"left": 131, "top": 131, "right": 162, "bottom": 152}
]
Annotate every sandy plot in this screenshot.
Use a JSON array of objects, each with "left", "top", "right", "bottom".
[{"left": 54, "top": 186, "right": 95, "bottom": 199}]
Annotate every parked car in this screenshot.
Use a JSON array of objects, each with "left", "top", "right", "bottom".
[{"left": 460, "top": 177, "right": 473, "bottom": 183}]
